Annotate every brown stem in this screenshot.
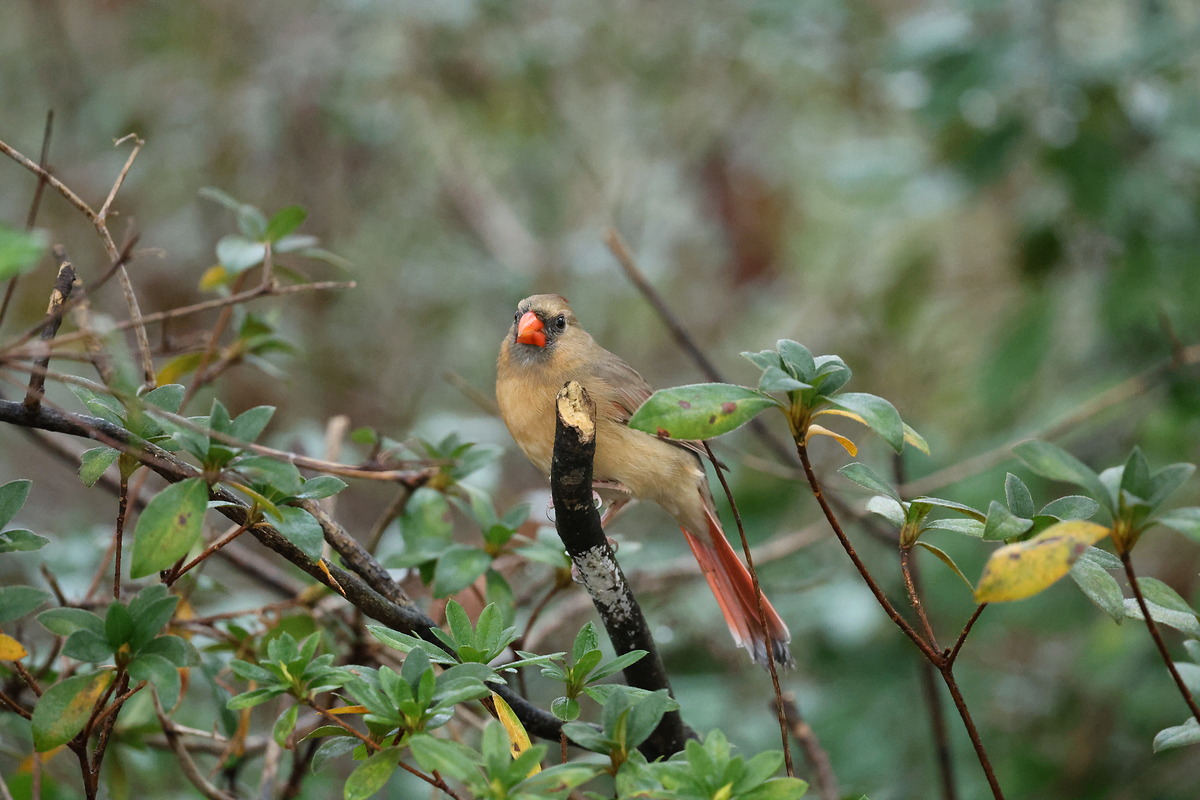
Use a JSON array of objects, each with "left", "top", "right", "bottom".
[
  {"left": 1120, "top": 551, "right": 1200, "bottom": 723},
  {"left": 938, "top": 666, "right": 1005, "bottom": 800},
  {"left": 946, "top": 605, "right": 987, "bottom": 667},
  {"left": 703, "top": 441, "right": 794, "bottom": 776},
  {"left": 795, "top": 442, "right": 937, "bottom": 661},
  {"left": 775, "top": 693, "right": 839, "bottom": 800},
  {"left": 113, "top": 475, "right": 128, "bottom": 599},
  {"left": 900, "top": 546, "right": 940, "bottom": 651},
  {"left": 918, "top": 660, "right": 958, "bottom": 800},
  {"left": 907, "top": 550, "right": 957, "bottom": 800},
  {"left": 167, "top": 520, "right": 255, "bottom": 585}
]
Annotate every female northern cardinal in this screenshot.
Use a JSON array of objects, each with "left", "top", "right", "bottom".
[{"left": 496, "top": 294, "right": 792, "bottom": 667}]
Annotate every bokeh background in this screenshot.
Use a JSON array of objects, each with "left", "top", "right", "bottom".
[{"left": 2, "top": 1, "right": 1200, "bottom": 798}]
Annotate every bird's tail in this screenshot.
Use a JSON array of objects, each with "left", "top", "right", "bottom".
[{"left": 681, "top": 501, "right": 793, "bottom": 668}]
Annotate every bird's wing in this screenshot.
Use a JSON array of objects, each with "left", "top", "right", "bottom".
[{"left": 590, "top": 352, "right": 708, "bottom": 461}]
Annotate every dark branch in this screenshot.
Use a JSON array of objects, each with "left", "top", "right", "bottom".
[
  {"left": 550, "top": 379, "right": 692, "bottom": 757},
  {"left": 0, "top": 398, "right": 565, "bottom": 743}
]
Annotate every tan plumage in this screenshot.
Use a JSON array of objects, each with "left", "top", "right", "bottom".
[{"left": 496, "top": 294, "right": 792, "bottom": 667}]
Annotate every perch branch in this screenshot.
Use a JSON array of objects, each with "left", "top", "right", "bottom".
[{"left": 550, "top": 379, "right": 692, "bottom": 757}]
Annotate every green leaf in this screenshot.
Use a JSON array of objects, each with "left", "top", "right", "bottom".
[
  {"left": 627, "top": 383, "right": 779, "bottom": 440},
  {"left": 0, "top": 225, "right": 47, "bottom": 280},
  {"left": 562, "top": 721, "right": 610, "bottom": 753},
  {"left": 914, "top": 541, "right": 974, "bottom": 593},
  {"left": 1013, "top": 441, "right": 1111, "bottom": 513},
  {"left": 275, "top": 506, "right": 325, "bottom": 562},
  {"left": 311, "top": 736, "right": 360, "bottom": 772},
  {"left": 758, "top": 366, "right": 810, "bottom": 393},
  {"left": 104, "top": 603, "right": 135, "bottom": 649},
  {"left": 0, "top": 528, "right": 48, "bottom": 553},
  {"left": 128, "top": 652, "right": 181, "bottom": 709},
  {"left": 1119, "top": 447, "right": 1153, "bottom": 501},
  {"left": 32, "top": 670, "right": 113, "bottom": 751},
  {"left": 1156, "top": 507, "right": 1200, "bottom": 542},
  {"left": 273, "top": 703, "right": 299, "bottom": 746},
  {"left": 343, "top": 748, "right": 398, "bottom": 800},
  {"left": 826, "top": 392, "right": 904, "bottom": 453},
  {"left": 69, "top": 382, "right": 125, "bottom": 427},
  {"left": 63, "top": 629, "right": 113, "bottom": 662},
  {"left": 1153, "top": 719, "right": 1200, "bottom": 753},
  {"left": 912, "top": 496, "right": 987, "bottom": 522},
  {"left": 408, "top": 734, "right": 479, "bottom": 783},
  {"left": 1039, "top": 495, "right": 1100, "bottom": 521},
  {"left": 1122, "top": 599, "right": 1200, "bottom": 638},
  {"left": 264, "top": 205, "right": 308, "bottom": 242},
  {"left": 777, "top": 340, "right": 815, "bottom": 381},
  {"left": 294, "top": 476, "right": 348, "bottom": 500},
  {"left": 924, "top": 518, "right": 986, "bottom": 537},
  {"left": 432, "top": 547, "right": 492, "bottom": 598},
  {"left": 865, "top": 495, "right": 905, "bottom": 528},
  {"left": 230, "top": 405, "right": 276, "bottom": 443},
  {"left": 227, "top": 686, "right": 288, "bottom": 710},
  {"left": 0, "top": 479, "right": 32, "bottom": 528},
  {"left": 1136, "top": 578, "right": 1195, "bottom": 615},
  {"left": 590, "top": 649, "right": 648, "bottom": 682},
  {"left": 1068, "top": 556, "right": 1125, "bottom": 622},
  {"left": 130, "top": 477, "right": 209, "bottom": 578},
  {"left": 981, "top": 500, "right": 1033, "bottom": 541},
  {"left": 38, "top": 607, "right": 104, "bottom": 637},
  {"left": 516, "top": 763, "right": 599, "bottom": 796},
  {"left": 1005, "top": 473, "right": 1035, "bottom": 519},
  {"left": 837, "top": 462, "right": 900, "bottom": 502},
  {"left": 0, "top": 586, "right": 51, "bottom": 623},
  {"left": 79, "top": 447, "right": 120, "bottom": 487},
  {"left": 216, "top": 235, "right": 267, "bottom": 273},
  {"left": 975, "top": 520, "right": 1110, "bottom": 603},
  {"left": 552, "top": 696, "right": 581, "bottom": 721},
  {"left": 1148, "top": 463, "right": 1196, "bottom": 507}
]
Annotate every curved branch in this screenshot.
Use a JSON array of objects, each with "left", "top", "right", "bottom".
[{"left": 0, "top": 398, "right": 565, "bottom": 743}]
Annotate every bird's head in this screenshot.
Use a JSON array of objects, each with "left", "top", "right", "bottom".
[{"left": 506, "top": 294, "right": 577, "bottom": 364}]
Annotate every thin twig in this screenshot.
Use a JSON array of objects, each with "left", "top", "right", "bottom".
[
  {"left": 1120, "top": 551, "right": 1200, "bottom": 723},
  {"left": 0, "top": 113, "right": 54, "bottom": 330},
  {"left": 154, "top": 695, "right": 239, "bottom": 800},
  {"left": 22, "top": 248, "right": 76, "bottom": 411},
  {"left": 946, "top": 605, "right": 986, "bottom": 667},
  {"left": 775, "top": 693, "right": 839, "bottom": 800},
  {"left": 938, "top": 666, "right": 1005, "bottom": 800},
  {"left": 795, "top": 442, "right": 937, "bottom": 661},
  {"left": 703, "top": 442, "right": 794, "bottom": 776},
  {"left": 900, "top": 546, "right": 940, "bottom": 651}
]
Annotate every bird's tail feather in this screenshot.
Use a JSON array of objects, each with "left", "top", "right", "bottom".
[{"left": 681, "top": 502, "right": 793, "bottom": 668}]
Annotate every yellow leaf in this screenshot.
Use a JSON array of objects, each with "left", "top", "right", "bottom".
[
  {"left": 156, "top": 352, "right": 204, "bottom": 385},
  {"left": 805, "top": 423, "right": 857, "bottom": 456},
  {"left": 199, "top": 264, "right": 228, "bottom": 291},
  {"left": 491, "top": 692, "right": 540, "bottom": 775},
  {"left": 327, "top": 705, "right": 368, "bottom": 715},
  {"left": 975, "top": 521, "right": 1110, "bottom": 603},
  {"left": 0, "top": 632, "right": 28, "bottom": 660},
  {"left": 815, "top": 408, "right": 866, "bottom": 425},
  {"left": 317, "top": 560, "right": 345, "bottom": 596}
]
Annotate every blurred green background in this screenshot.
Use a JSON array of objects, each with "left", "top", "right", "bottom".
[{"left": 2, "top": 1, "right": 1200, "bottom": 798}]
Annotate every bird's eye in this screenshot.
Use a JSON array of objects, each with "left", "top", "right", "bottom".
[
  {"left": 553, "top": 314, "right": 567, "bottom": 331},
  {"left": 514, "top": 311, "right": 520, "bottom": 324}
]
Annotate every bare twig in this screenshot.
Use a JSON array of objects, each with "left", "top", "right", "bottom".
[
  {"left": 22, "top": 247, "right": 76, "bottom": 410},
  {"left": 154, "top": 695, "right": 239, "bottom": 800},
  {"left": 776, "top": 693, "right": 839, "bottom": 800},
  {"left": 1121, "top": 551, "right": 1200, "bottom": 724},
  {"left": 703, "top": 441, "right": 793, "bottom": 775}
]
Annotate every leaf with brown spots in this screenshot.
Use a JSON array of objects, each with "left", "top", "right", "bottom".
[
  {"left": 974, "top": 520, "right": 1110, "bottom": 603},
  {"left": 130, "top": 477, "right": 209, "bottom": 579},
  {"left": 627, "top": 383, "right": 780, "bottom": 441}
]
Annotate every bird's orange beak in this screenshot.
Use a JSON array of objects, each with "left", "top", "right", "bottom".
[{"left": 515, "top": 311, "right": 546, "bottom": 347}]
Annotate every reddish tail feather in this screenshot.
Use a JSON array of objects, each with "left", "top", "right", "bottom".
[{"left": 681, "top": 502, "right": 792, "bottom": 668}]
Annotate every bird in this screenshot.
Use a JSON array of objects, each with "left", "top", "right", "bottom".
[{"left": 496, "top": 293, "right": 792, "bottom": 668}]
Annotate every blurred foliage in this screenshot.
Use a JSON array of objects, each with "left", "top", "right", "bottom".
[{"left": 2, "top": 0, "right": 1200, "bottom": 798}]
